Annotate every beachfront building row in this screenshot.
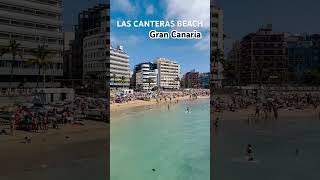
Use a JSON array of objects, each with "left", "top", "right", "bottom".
[
  {"left": 211, "top": 3, "right": 224, "bottom": 88},
  {"left": 132, "top": 58, "right": 180, "bottom": 91},
  {"left": 181, "top": 71, "right": 210, "bottom": 89},
  {"left": 0, "top": 0, "right": 63, "bottom": 90},
  {"left": 226, "top": 24, "right": 320, "bottom": 86},
  {"left": 182, "top": 70, "right": 200, "bottom": 88}
]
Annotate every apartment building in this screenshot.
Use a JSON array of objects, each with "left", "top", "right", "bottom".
[
  {"left": 287, "top": 34, "right": 320, "bottom": 82},
  {"left": 134, "top": 62, "right": 158, "bottom": 91},
  {"left": 183, "top": 70, "right": 200, "bottom": 88},
  {"left": 72, "top": 3, "right": 109, "bottom": 89},
  {"left": 211, "top": 3, "right": 224, "bottom": 87},
  {"left": 239, "top": 24, "right": 288, "bottom": 85},
  {"left": 110, "top": 46, "right": 130, "bottom": 89},
  {"left": 0, "top": 0, "right": 63, "bottom": 89},
  {"left": 155, "top": 58, "right": 180, "bottom": 89}
]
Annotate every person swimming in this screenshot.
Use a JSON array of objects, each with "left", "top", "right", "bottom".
[
  {"left": 246, "top": 144, "right": 254, "bottom": 161},
  {"left": 186, "top": 107, "right": 190, "bottom": 113}
]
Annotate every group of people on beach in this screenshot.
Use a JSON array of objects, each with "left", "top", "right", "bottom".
[
  {"left": 212, "top": 91, "right": 320, "bottom": 121},
  {"left": 0, "top": 95, "right": 109, "bottom": 136},
  {"left": 212, "top": 91, "right": 320, "bottom": 162},
  {"left": 111, "top": 90, "right": 209, "bottom": 104}
]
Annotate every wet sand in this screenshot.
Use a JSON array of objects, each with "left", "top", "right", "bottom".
[{"left": 0, "top": 120, "right": 109, "bottom": 178}]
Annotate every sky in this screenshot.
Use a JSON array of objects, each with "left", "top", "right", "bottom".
[
  {"left": 217, "top": 0, "right": 320, "bottom": 53},
  {"left": 63, "top": 0, "right": 103, "bottom": 30},
  {"left": 110, "top": 0, "right": 210, "bottom": 74}
]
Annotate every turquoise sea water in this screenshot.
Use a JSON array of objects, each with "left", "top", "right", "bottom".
[
  {"left": 214, "top": 116, "right": 320, "bottom": 180},
  {"left": 111, "top": 99, "right": 210, "bottom": 180}
]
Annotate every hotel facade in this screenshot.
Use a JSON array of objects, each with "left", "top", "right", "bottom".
[
  {"left": 155, "top": 58, "right": 180, "bottom": 89},
  {"left": 110, "top": 46, "right": 130, "bottom": 89},
  {"left": 0, "top": 0, "right": 64, "bottom": 89}
]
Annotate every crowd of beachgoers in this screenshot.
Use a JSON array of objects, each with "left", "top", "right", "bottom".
[
  {"left": 111, "top": 89, "right": 210, "bottom": 104},
  {"left": 212, "top": 91, "right": 320, "bottom": 121},
  {"left": 0, "top": 96, "right": 108, "bottom": 136}
]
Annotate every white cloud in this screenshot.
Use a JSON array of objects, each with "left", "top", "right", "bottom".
[
  {"left": 194, "top": 34, "right": 210, "bottom": 51},
  {"left": 164, "top": 0, "right": 210, "bottom": 28},
  {"left": 145, "top": 4, "right": 155, "bottom": 15},
  {"left": 111, "top": 0, "right": 135, "bottom": 14},
  {"left": 111, "top": 34, "right": 141, "bottom": 47}
]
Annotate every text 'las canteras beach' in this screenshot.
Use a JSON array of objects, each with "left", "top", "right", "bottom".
[{"left": 116, "top": 20, "right": 204, "bottom": 40}]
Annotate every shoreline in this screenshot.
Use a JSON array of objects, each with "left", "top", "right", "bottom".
[{"left": 110, "top": 95, "right": 210, "bottom": 113}]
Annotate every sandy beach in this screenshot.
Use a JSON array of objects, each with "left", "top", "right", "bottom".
[
  {"left": 111, "top": 95, "right": 210, "bottom": 113},
  {"left": 0, "top": 120, "right": 108, "bottom": 178}
]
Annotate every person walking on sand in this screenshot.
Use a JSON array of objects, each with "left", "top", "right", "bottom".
[
  {"left": 255, "top": 105, "right": 260, "bottom": 119},
  {"left": 10, "top": 117, "right": 14, "bottom": 136}
]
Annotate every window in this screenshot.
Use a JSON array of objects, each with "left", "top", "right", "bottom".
[
  {"left": 0, "top": 18, "right": 9, "bottom": 24},
  {"left": 0, "top": 32, "right": 9, "bottom": 38}
]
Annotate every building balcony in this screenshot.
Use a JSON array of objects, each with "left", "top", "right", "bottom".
[{"left": 0, "top": 10, "right": 62, "bottom": 26}]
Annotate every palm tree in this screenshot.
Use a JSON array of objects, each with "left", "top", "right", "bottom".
[
  {"left": 28, "top": 44, "right": 52, "bottom": 88},
  {"left": 212, "top": 48, "right": 224, "bottom": 75},
  {"left": 119, "top": 76, "right": 126, "bottom": 88},
  {"left": 254, "top": 60, "right": 272, "bottom": 89},
  {"left": 112, "top": 73, "right": 117, "bottom": 87},
  {"left": 146, "top": 77, "right": 154, "bottom": 90},
  {"left": 0, "top": 40, "right": 23, "bottom": 95},
  {"left": 222, "top": 61, "right": 237, "bottom": 86}
]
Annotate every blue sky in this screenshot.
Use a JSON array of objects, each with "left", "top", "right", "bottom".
[{"left": 110, "top": 0, "right": 210, "bottom": 74}]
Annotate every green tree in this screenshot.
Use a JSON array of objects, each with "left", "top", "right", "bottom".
[
  {"left": 28, "top": 44, "right": 52, "bottom": 88},
  {"left": 146, "top": 77, "right": 154, "bottom": 90},
  {"left": 119, "top": 76, "right": 127, "bottom": 88},
  {"left": 222, "top": 61, "right": 237, "bottom": 86},
  {"left": 212, "top": 48, "right": 224, "bottom": 76},
  {"left": 112, "top": 73, "right": 117, "bottom": 86},
  {"left": 0, "top": 40, "right": 23, "bottom": 95}
]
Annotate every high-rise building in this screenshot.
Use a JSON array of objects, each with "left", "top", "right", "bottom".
[
  {"left": 63, "top": 32, "right": 74, "bottom": 85},
  {"left": 211, "top": 3, "right": 224, "bottom": 88},
  {"left": 72, "top": 4, "right": 109, "bottom": 89},
  {"left": 110, "top": 46, "right": 130, "bottom": 89},
  {"left": 155, "top": 58, "right": 180, "bottom": 89},
  {"left": 287, "top": 34, "right": 320, "bottom": 82},
  {"left": 0, "top": 0, "right": 63, "bottom": 89},
  {"left": 134, "top": 62, "right": 158, "bottom": 91},
  {"left": 183, "top": 70, "right": 200, "bottom": 88},
  {"left": 239, "top": 25, "right": 288, "bottom": 85},
  {"left": 212, "top": 4, "right": 224, "bottom": 50},
  {"left": 200, "top": 72, "right": 210, "bottom": 88}
]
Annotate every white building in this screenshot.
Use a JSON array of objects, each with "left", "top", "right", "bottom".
[
  {"left": 83, "top": 32, "right": 109, "bottom": 91},
  {"left": 155, "top": 58, "right": 180, "bottom": 89},
  {"left": 212, "top": 5, "right": 224, "bottom": 50},
  {"left": 109, "top": 46, "right": 130, "bottom": 89},
  {"left": 0, "top": 0, "right": 64, "bottom": 89},
  {"left": 135, "top": 63, "right": 158, "bottom": 91},
  {"left": 211, "top": 4, "right": 224, "bottom": 87}
]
